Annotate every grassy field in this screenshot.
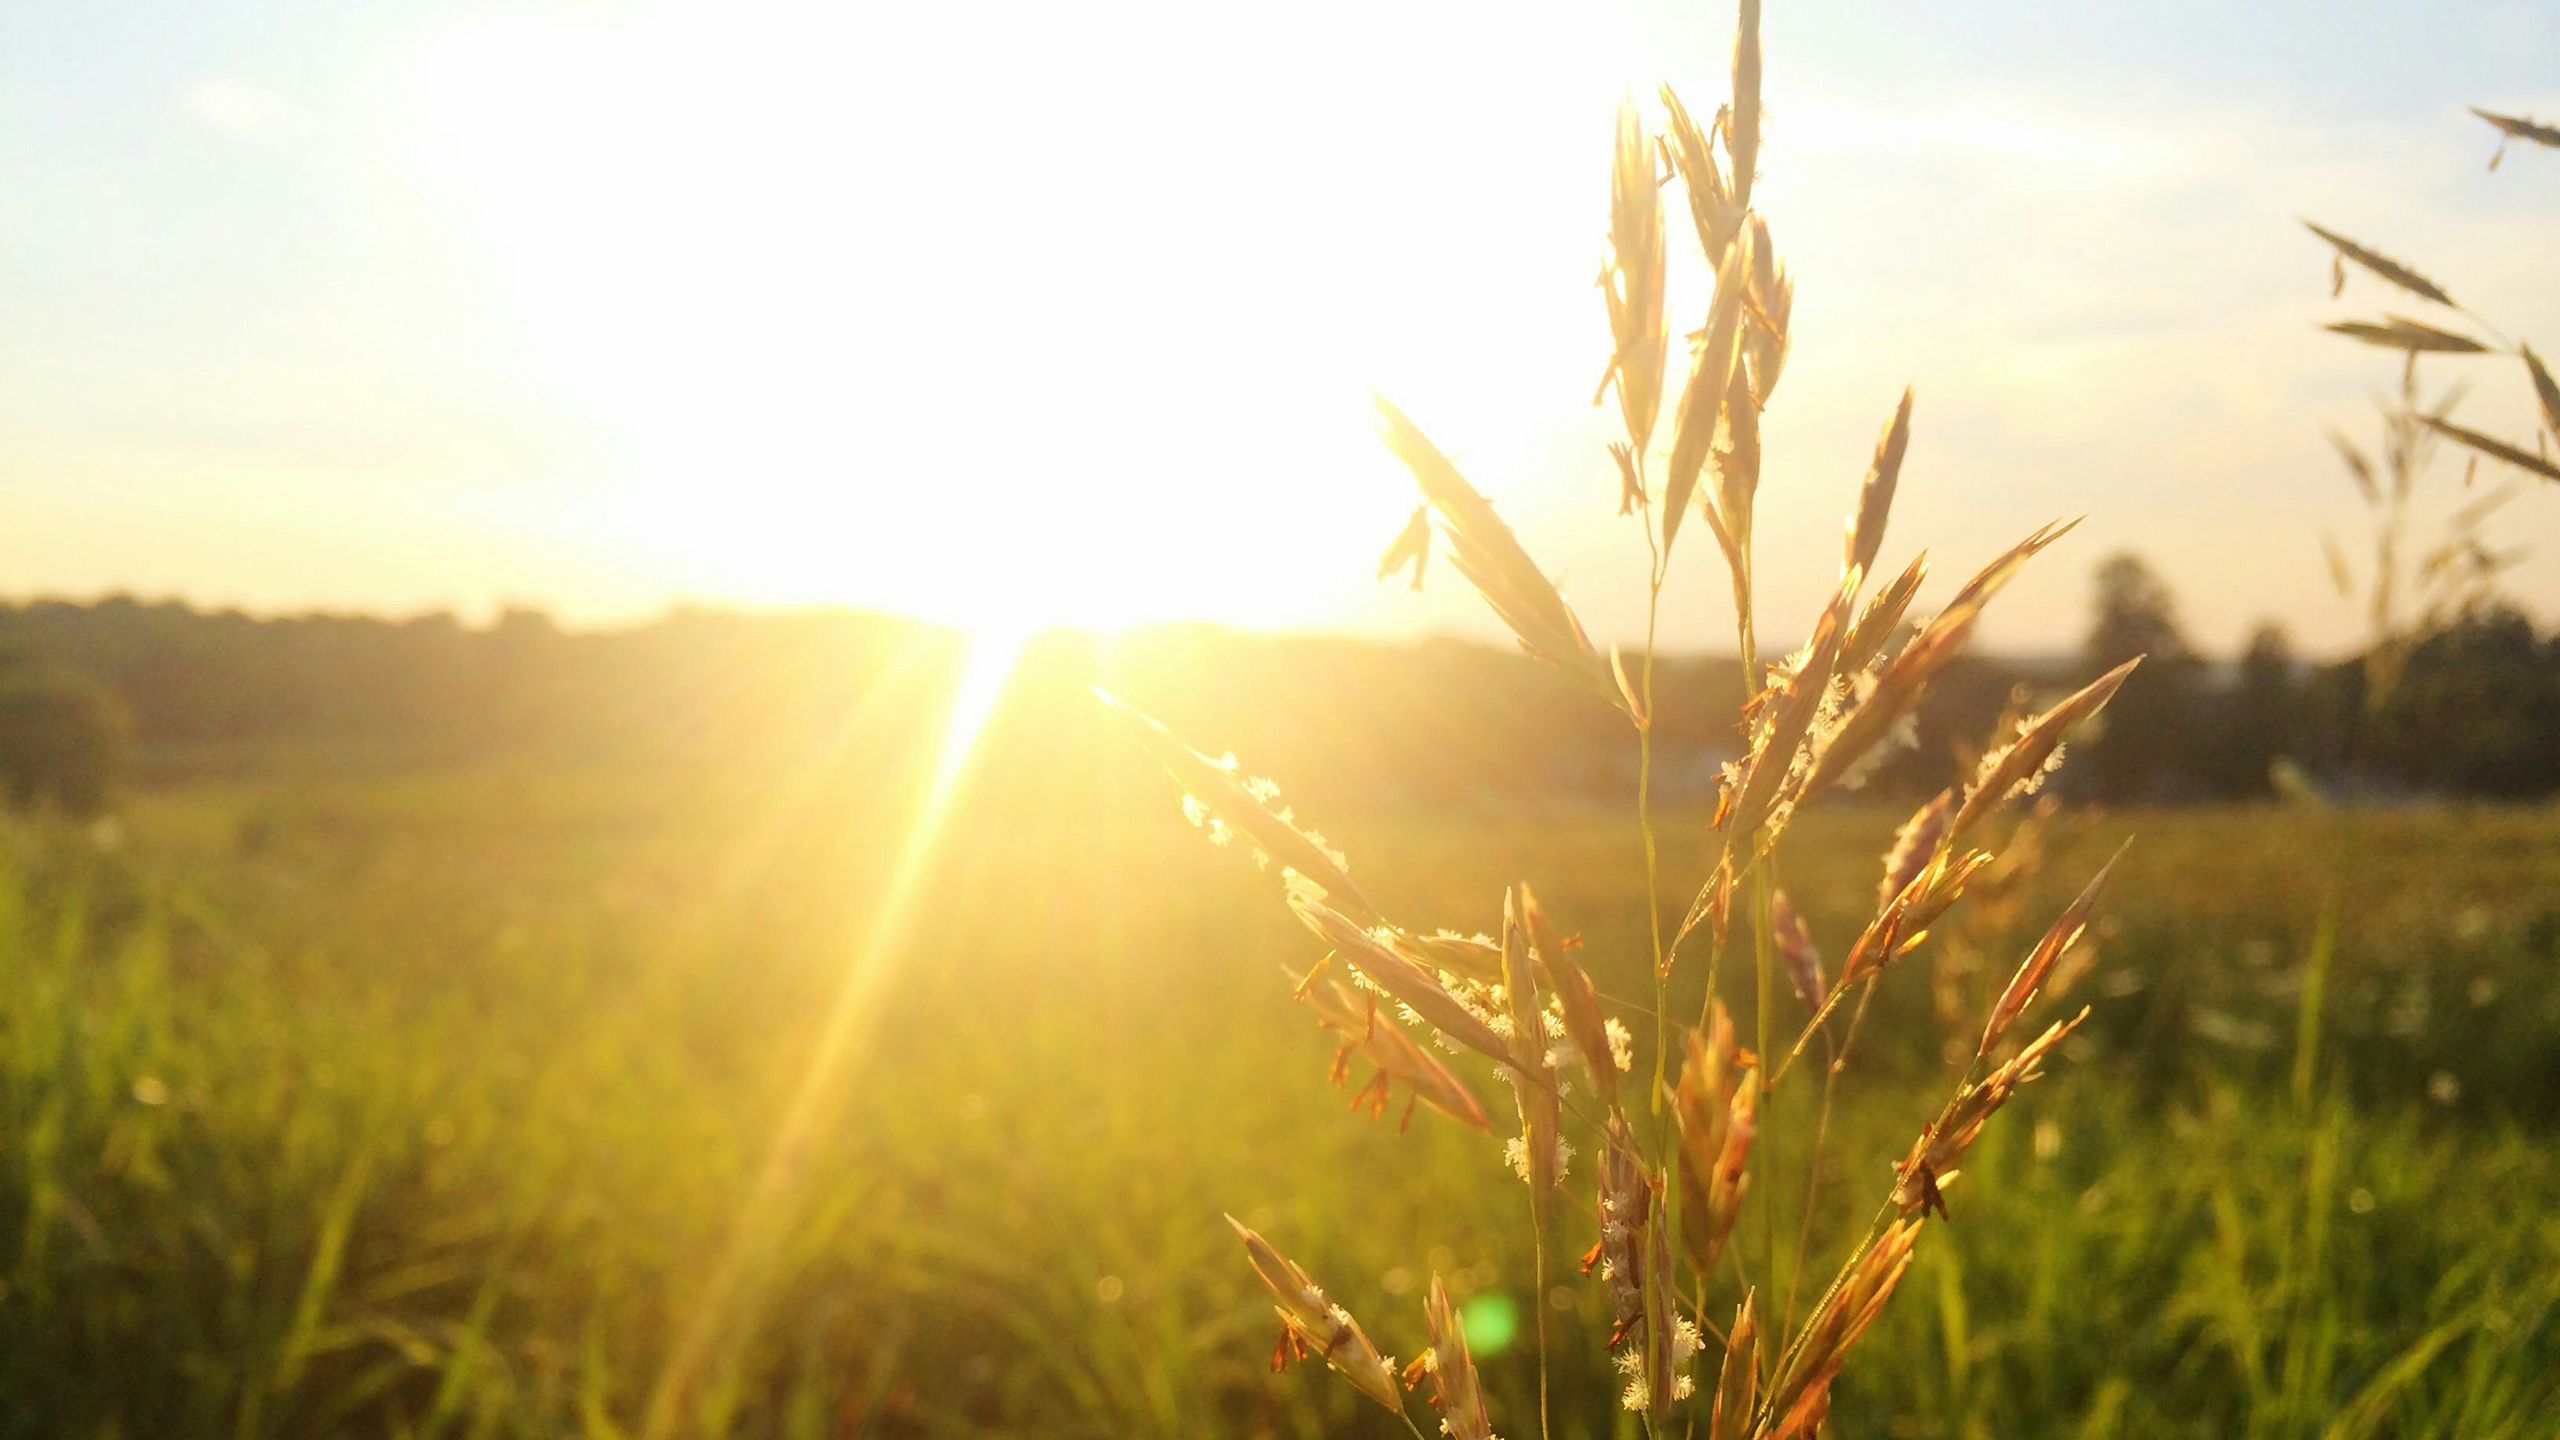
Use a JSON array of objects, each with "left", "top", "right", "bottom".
[{"left": 0, "top": 736, "right": 2555, "bottom": 1438}]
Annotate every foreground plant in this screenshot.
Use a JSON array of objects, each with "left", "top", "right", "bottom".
[{"left": 1102, "top": 5, "right": 2137, "bottom": 1433}]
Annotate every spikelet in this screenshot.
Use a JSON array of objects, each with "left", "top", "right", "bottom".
[
  {"left": 1980, "top": 842, "right": 2128, "bottom": 1057},
  {"left": 1600, "top": 95, "right": 1669, "bottom": 453},
  {"left": 1763, "top": 1220, "right": 1920, "bottom": 1440},
  {"left": 1719, "top": 564, "right": 1862, "bottom": 844},
  {"left": 1727, "top": 0, "right": 1761, "bottom": 210},
  {"left": 1713, "top": 363, "right": 1763, "bottom": 572},
  {"left": 1798, "top": 520, "right": 2079, "bottom": 799},
  {"left": 1742, "top": 214, "right": 1793, "bottom": 405},
  {"left": 1659, "top": 86, "right": 1743, "bottom": 261},
  {"left": 1523, "top": 886, "right": 1623, "bottom": 1106},
  {"left": 1949, "top": 659, "right": 2140, "bottom": 841},
  {"left": 2324, "top": 316, "right": 2489, "bottom": 353},
  {"left": 1637, "top": 1182, "right": 1694, "bottom": 1424},
  {"left": 1296, "top": 974, "right": 1492, "bottom": 1132},
  {"left": 1590, "top": 1117, "right": 1652, "bottom": 1342},
  {"left": 2301, "top": 222, "right": 2455, "bottom": 306},
  {"left": 1097, "top": 692, "right": 1371, "bottom": 914},
  {"left": 1843, "top": 390, "right": 1915, "bottom": 583},
  {"left": 2416, "top": 414, "right": 2560, "bottom": 484},
  {"left": 1293, "top": 896, "right": 1515, "bottom": 1069},
  {"left": 1663, "top": 224, "right": 1757, "bottom": 558},
  {"left": 1501, "top": 887, "right": 1565, "bottom": 1225},
  {"left": 1374, "top": 397, "right": 1626, "bottom": 712},
  {"left": 1392, "top": 928, "right": 1508, "bottom": 985},
  {"left": 1414, "top": 1276, "right": 1500, "bottom": 1440},
  {"left": 1770, "top": 888, "right": 1825, "bottom": 1012},
  {"left": 1377, "top": 503, "right": 1432, "bottom": 591},
  {"left": 1840, "top": 552, "right": 1927, "bottom": 675},
  {"left": 1226, "top": 1216, "right": 1403, "bottom": 1410},
  {"left": 1894, "top": 1008, "right": 2088, "bottom": 1218},
  {"left": 1671, "top": 1001, "right": 1756, "bottom": 1278},
  {"left": 1707, "top": 1291, "right": 1757, "bottom": 1440},
  {"left": 1878, "top": 789, "right": 1954, "bottom": 910}
]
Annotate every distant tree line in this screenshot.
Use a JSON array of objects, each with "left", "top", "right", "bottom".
[{"left": 0, "top": 563, "right": 2551, "bottom": 815}]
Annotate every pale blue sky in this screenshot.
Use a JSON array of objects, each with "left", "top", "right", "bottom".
[{"left": 1, "top": 0, "right": 2554, "bottom": 654}]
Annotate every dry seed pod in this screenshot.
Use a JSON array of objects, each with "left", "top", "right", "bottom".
[
  {"left": 1980, "top": 842, "right": 2128, "bottom": 1057},
  {"left": 1226, "top": 1216, "right": 1403, "bottom": 1410},
  {"left": 1294, "top": 897, "right": 1514, "bottom": 1069},
  {"left": 1950, "top": 659, "right": 2140, "bottom": 842},
  {"left": 1096, "top": 691, "right": 1370, "bottom": 916},
  {"left": 1296, "top": 975, "right": 1492, "bottom": 1132},
  {"left": 1895, "top": 1007, "right": 2088, "bottom": 1218}
]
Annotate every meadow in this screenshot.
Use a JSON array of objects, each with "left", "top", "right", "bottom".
[{"left": 0, "top": 709, "right": 2553, "bottom": 1438}]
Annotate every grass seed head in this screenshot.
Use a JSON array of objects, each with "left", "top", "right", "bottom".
[
  {"left": 1950, "top": 659, "right": 2139, "bottom": 841},
  {"left": 1765, "top": 1219, "right": 1920, "bottom": 1439},
  {"left": 1895, "top": 1007, "right": 2088, "bottom": 1217},
  {"left": 1225, "top": 1216, "right": 1403, "bottom": 1411},
  {"left": 1524, "top": 886, "right": 1623, "bottom": 1106},
  {"left": 1980, "top": 841, "right": 2128, "bottom": 1057},
  {"left": 1293, "top": 897, "right": 1515, "bottom": 1069},
  {"left": 2302, "top": 221, "right": 2455, "bottom": 307},
  {"left": 1660, "top": 85, "right": 1743, "bottom": 260},
  {"left": 1418, "top": 1276, "right": 1501, "bottom": 1440},
  {"left": 1843, "top": 389, "right": 1915, "bottom": 583},
  {"left": 1374, "top": 396, "right": 1626, "bottom": 712},
  {"left": 1799, "top": 520, "right": 2080, "bottom": 799},
  {"left": 1096, "top": 691, "right": 1371, "bottom": 916},
  {"left": 1708, "top": 1290, "right": 1757, "bottom": 1440},
  {"left": 1602, "top": 95, "right": 1670, "bottom": 452},
  {"left": 1501, "top": 887, "right": 1565, "bottom": 1221},
  {"left": 1297, "top": 975, "right": 1493, "bottom": 1132},
  {"left": 1672, "top": 1002, "right": 1756, "bottom": 1277}
]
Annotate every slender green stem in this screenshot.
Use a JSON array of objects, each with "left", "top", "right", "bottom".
[
  {"left": 1531, "top": 1220, "right": 1553, "bottom": 1440},
  {"left": 1640, "top": 520, "right": 1670, "bottom": 1122},
  {"left": 1398, "top": 1406, "right": 1434, "bottom": 1440},
  {"left": 1750, "top": 861, "right": 1777, "bottom": 1293}
]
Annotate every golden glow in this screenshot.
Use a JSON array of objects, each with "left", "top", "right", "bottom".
[
  {"left": 392, "top": 0, "right": 1659, "bottom": 638},
  {"left": 641, "top": 622, "right": 1025, "bottom": 1431}
]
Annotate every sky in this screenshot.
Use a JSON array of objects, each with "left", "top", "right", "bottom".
[{"left": 1, "top": 0, "right": 2555, "bottom": 657}]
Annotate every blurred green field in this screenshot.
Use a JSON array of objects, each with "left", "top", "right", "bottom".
[{"left": 1, "top": 738, "right": 2556, "bottom": 1438}]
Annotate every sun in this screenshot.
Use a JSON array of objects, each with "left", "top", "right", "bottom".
[{"left": 389, "top": 0, "right": 1654, "bottom": 639}]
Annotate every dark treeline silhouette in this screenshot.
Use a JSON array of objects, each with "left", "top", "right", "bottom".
[{"left": 0, "top": 567, "right": 2552, "bottom": 813}]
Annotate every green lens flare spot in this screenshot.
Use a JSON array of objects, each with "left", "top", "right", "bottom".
[{"left": 1460, "top": 1293, "right": 1519, "bottom": 1354}]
